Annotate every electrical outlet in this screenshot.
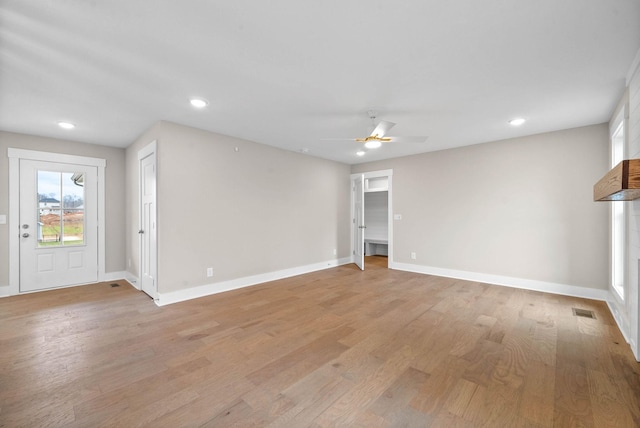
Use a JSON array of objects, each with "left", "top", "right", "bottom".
[
  {"left": 333, "top": 248, "right": 337, "bottom": 256},
  {"left": 207, "top": 267, "right": 213, "bottom": 277},
  {"left": 411, "top": 252, "right": 416, "bottom": 260}
]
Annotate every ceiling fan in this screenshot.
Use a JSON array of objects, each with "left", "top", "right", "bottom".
[{"left": 324, "top": 111, "right": 428, "bottom": 149}]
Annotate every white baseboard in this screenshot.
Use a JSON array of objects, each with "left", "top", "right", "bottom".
[
  {"left": 607, "top": 292, "right": 640, "bottom": 361},
  {"left": 123, "top": 273, "right": 140, "bottom": 290},
  {"left": 390, "top": 261, "right": 609, "bottom": 301},
  {"left": 392, "top": 262, "right": 637, "bottom": 361},
  {"left": 0, "top": 271, "right": 139, "bottom": 299},
  {"left": 101, "top": 271, "right": 128, "bottom": 283},
  {"left": 156, "top": 257, "right": 352, "bottom": 306}
]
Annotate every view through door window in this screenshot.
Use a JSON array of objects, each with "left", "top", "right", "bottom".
[{"left": 37, "top": 170, "right": 85, "bottom": 247}]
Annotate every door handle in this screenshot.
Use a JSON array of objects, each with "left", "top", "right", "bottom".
[
  {"left": 22, "top": 233, "right": 29, "bottom": 238},
  {"left": 138, "top": 230, "right": 144, "bottom": 234},
  {"left": 358, "top": 225, "right": 367, "bottom": 229}
]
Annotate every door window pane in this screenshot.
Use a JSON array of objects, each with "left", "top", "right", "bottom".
[{"left": 37, "top": 171, "right": 85, "bottom": 247}]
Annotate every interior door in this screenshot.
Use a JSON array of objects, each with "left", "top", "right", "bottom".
[
  {"left": 354, "top": 174, "right": 365, "bottom": 270},
  {"left": 139, "top": 150, "right": 157, "bottom": 298},
  {"left": 19, "top": 159, "right": 98, "bottom": 292}
]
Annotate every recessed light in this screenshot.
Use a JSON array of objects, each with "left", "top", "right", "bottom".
[
  {"left": 509, "top": 118, "right": 526, "bottom": 126},
  {"left": 356, "top": 151, "right": 365, "bottom": 156},
  {"left": 58, "top": 122, "right": 75, "bottom": 129},
  {"left": 189, "top": 98, "right": 209, "bottom": 108},
  {"left": 364, "top": 140, "right": 382, "bottom": 149}
]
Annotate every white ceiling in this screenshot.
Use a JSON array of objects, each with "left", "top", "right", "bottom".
[{"left": 1, "top": 1, "right": 639, "bottom": 165}]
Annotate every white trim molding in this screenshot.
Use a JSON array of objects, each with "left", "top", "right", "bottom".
[
  {"left": 390, "top": 261, "right": 609, "bottom": 302},
  {"left": 155, "top": 257, "right": 352, "bottom": 306}
]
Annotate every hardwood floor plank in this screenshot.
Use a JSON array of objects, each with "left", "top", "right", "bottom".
[
  {"left": 368, "top": 366, "right": 430, "bottom": 419},
  {"left": 519, "top": 360, "right": 555, "bottom": 427},
  {"left": 586, "top": 368, "right": 635, "bottom": 428},
  {"left": 0, "top": 261, "right": 638, "bottom": 427},
  {"left": 553, "top": 362, "right": 595, "bottom": 427},
  {"left": 312, "top": 345, "right": 416, "bottom": 426}
]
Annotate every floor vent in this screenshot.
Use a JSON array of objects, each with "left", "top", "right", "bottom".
[
  {"left": 110, "top": 283, "right": 120, "bottom": 288},
  {"left": 572, "top": 308, "right": 596, "bottom": 319}
]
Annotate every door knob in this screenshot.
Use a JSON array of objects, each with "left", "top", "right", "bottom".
[
  {"left": 22, "top": 233, "right": 29, "bottom": 238},
  {"left": 22, "top": 224, "right": 29, "bottom": 229}
]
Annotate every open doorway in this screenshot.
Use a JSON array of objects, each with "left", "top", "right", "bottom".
[
  {"left": 364, "top": 190, "right": 388, "bottom": 268},
  {"left": 351, "top": 169, "right": 393, "bottom": 270}
]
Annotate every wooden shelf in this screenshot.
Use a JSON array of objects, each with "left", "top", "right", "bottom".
[{"left": 594, "top": 159, "right": 640, "bottom": 201}]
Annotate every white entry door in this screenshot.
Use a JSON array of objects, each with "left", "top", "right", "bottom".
[
  {"left": 19, "top": 159, "right": 98, "bottom": 292},
  {"left": 354, "top": 174, "right": 365, "bottom": 270},
  {"left": 139, "top": 144, "right": 157, "bottom": 299}
]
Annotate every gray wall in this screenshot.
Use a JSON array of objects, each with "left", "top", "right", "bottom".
[
  {"left": 0, "top": 131, "right": 127, "bottom": 285},
  {"left": 126, "top": 121, "right": 352, "bottom": 294},
  {"left": 353, "top": 124, "right": 609, "bottom": 290}
]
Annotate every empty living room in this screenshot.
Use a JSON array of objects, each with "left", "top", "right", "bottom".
[{"left": 1, "top": 1, "right": 640, "bottom": 427}]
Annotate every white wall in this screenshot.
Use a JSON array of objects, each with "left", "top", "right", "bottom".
[
  {"left": 353, "top": 124, "right": 609, "bottom": 292},
  {"left": 126, "top": 121, "right": 352, "bottom": 297},
  {"left": 605, "top": 52, "right": 640, "bottom": 361},
  {"left": 621, "top": 54, "right": 640, "bottom": 359},
  {"left": 0, "top": 131, "right": 127, "bottom": 288}
]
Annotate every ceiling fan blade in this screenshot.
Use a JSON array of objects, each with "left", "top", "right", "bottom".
[
  {"left": 320, "top": 138, "right": 358, "bottom": 142},
  {"left": 387, "top": 136, "right": 428, "bottom": 143},
  {"left": 370, "top": 120, "right": 396, "bottom": 138}
]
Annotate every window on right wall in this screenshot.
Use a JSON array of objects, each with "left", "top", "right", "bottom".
[{"left": 611, "top": 118, "right": 625, "bottom": 300}]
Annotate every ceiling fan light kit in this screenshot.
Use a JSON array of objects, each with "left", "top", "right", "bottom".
[
  {"left": 322, "top": 111, "right": 428, "bottom": 150},
  {"left": 364, "top": 140, "right": 382, "bottom": 149}
]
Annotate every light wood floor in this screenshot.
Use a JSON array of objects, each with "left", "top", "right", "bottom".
[{"left": 1, "top": 256, "right": 639, "bottom": 427}]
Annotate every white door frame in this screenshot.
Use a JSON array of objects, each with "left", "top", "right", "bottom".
[
  {"left": 353, "top": 174, "right": 365, "bottom": 270},
  {"left": 138, "top": 141, "right": 158, "bottom": 300},
  {"left": 350, "top": 169, "right": 393, "bottom": 268},
  {"left": 8, "top": 148, "right": 106, "bottom": 296}
]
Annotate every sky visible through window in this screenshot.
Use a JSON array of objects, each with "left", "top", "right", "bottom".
[{"left": 37, "top": 171, "right": 83, "bottom": 206}]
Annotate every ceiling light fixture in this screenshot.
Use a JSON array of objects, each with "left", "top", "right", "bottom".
[
  {"left": 509, "top": 117, "right": 526, "bottom": 126},
  {"left": 356, "top": 150, "right": 365, "bottom": 156},
  {"left": 189, "top": 98, "right": 209, "bottom": 108},
  {"left": 364, "top": 140, "right": 382, "bottom": 149},
  {"left": 58, "top": 122, "right": 76, "bottom": 129}
]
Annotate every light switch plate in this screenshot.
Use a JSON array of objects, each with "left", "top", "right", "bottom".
[{"left": 0, "top": 215, "right": 6, "bottom": 224}]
